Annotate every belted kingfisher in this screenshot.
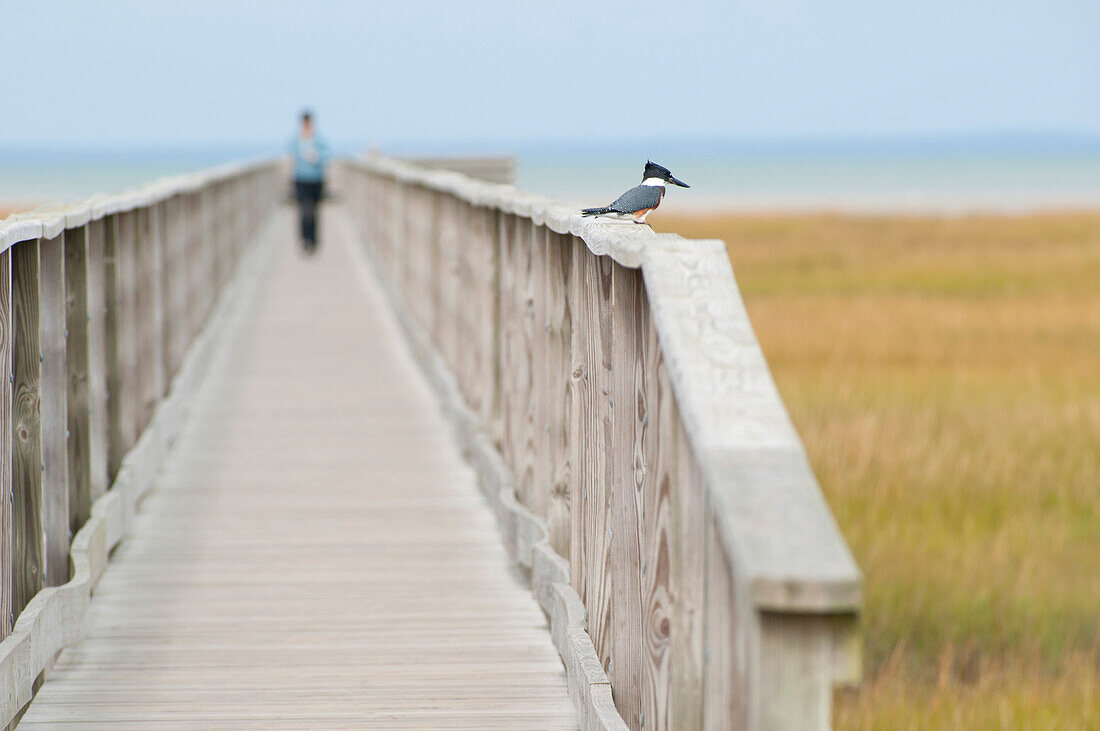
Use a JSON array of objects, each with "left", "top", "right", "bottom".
[{"left": 580, "top": 160, "right": 690, "bottom": 224}]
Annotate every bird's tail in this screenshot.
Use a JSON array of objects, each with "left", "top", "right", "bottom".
[{"left": 580, "top": 206, "right": 613, "bottom": 216}]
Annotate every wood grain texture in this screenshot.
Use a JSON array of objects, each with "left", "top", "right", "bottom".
[
  {"left": 1, "top": 175, "right": 278, "bottom": 729},
  {"left": 0, "top": 251, "right": 11, "bottom": 640},
  {"left": 118, "top": 211, "right": 138, "bottom": 460},
  {"left": 103, "top": 214, "right": 124, "bottom": 480},
  {"left": 703, "top": 511, "right": 750, "bottom": 731},
  {"left": 64, "top": 225, "right": 92, "bottom": 534},
  {"left": 133, "top": 207, "right": 153, "bottom": 431},
  {"left": 19, "top": 206, "right": 577, "bottom": 730},
  {"left": 516, "top": 219, "right": 542, "bottom": 516},
  {"left": 569, "top": 248, "right": 615, "bottom": 673},
  {"left": 84, "top": 219, "right": 109, "bottom": 504},
  {"left": 147, "top": 202, "right": 166, "bottom": 408},
  {"left": 38, "top": 233, "right": 70, "bottom": 587},
  {"left": 482, "top": 208, "right": 503, "bottom": 447},
  {"left": 568, "top": 245, "right": 589, "bottom": 612},
  {"left": 160, "top": 196, "right": 180, "bottom": 381},
  {"left": 544, "top": 232, "right": 572, "bottom": 559},
  {"left": 609, "top": 264, "right": 647, "bottom": 729},
  {"left": 11, "top": 238, "right": 43, "bottom": 618},
  {"left": 640, "top": 244, "right": 860, "bottom": 613},
  {"left": 498, "top": 212, "right": 520, "bottom": 469},
  {"left": 329, "top": 159, "right": 864, "bottom": 729},
  {"left": 665, "top": 355, "right": 706, "bottom": 730}
]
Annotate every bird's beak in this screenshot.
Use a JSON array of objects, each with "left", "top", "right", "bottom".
[{"left": 668, "top": 175, "right": 690, "bottom": 188}]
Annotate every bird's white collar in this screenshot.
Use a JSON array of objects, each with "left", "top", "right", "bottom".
[{"left": 642, "top": 177, "right": 666, "bottom": 187}]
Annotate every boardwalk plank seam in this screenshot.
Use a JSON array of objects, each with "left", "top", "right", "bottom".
[
  {"left": 339, "top": 207, "right": 628, "bottom": 731},
  {"left": 19, "top": 206, "right": 577, "bottom": 729},
  {"left": 0, "top": 214, "right": 279, "bottom": 726}
]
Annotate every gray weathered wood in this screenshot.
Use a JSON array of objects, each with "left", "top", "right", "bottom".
[
  {"left": 148, "top": 202, "right": 166, "bottom": 407},
  {"left": 665, "top": 359, "right": 706, "bottom": 730},
  {"left": 512, "top": 217, "right": 539, "bottom": 514},
  {"left": 525, "top": 221, "right": 548, "bottom": 520},
  {"left": 160, "top": 196, "right": 179, "bottom": 381},
  {"left": 322, "top": 157, "right": 866, "bottom": 730},
  {"left": 108, "top": 211, "right": 138, "bottom": 477},
  {"left": 498, "top": 213, "right": 519, "bottom": 469},
  {"left": 133, "top": 207, "right": 153, "bottom": 431},
  {"left": 11, "top": 238, "right": 44, "bottom": 617},
  {"left": 401, "top": 155, "right": 516, "bottom": 185},
  {"left": 569, "top": 248, "right": 615, "bottom": 672},
  {"left": 64, "top": 225, "right": 92, "bottom": 534},
  {"left": 103, "top": 215, "right": 123, "bottom": 480},
  {"left": 38, "top": 233, "right": 70, "bottom": 587},
  {"left": 0, "top": 250, "right": 11, "bottom": 641},
  {"left": 85, "top": 219, "right": 109, "bottom": 504},
  {"left": 703, "top": 514, "right": 750, "bottom": 730},
  {"left": 610, "top": 264, "right": 647, "bottom": 728},
  {"left": 544, "top": 232, "right": 572, "bottom": 559},
  {"left": 18, "top": 205, "right": 577, "bottom": 730},
  {"left": 0, "top": 159, "right": 281, "bottom": 727}
]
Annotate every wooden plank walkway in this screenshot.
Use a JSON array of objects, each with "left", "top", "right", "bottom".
[{"left": 19, "top": 205, "right": 577, "bottom": 729}]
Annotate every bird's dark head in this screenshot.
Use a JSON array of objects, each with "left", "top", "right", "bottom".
[{"left": 642, "top": 160, "right": 690, "bottom": 188}]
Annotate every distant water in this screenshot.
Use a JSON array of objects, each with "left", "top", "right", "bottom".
[
  {"left": 518, "top": 150, "right": 1100, "bottom": 214},
  {"left": 4, "top": 142, "right": 1100, "bottom": 215},
  {"left": 0, "top": 149, "right": 271, "bottom": 210}
]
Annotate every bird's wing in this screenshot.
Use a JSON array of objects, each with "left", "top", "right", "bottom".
[{"left": 608, "top": 185, "right": 663, "bottom": 214}]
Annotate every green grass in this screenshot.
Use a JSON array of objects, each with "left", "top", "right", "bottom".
[{"left": 658, "top": 211, "right": 1100, "bottom": 729}]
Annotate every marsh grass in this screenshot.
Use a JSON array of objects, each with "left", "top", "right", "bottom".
[{"left": 656, "top": 211, "right": 1100, "bottom": 729}]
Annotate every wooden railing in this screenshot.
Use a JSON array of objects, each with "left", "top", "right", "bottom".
[
  {"left": 337, "top": 156, "right": 862, "bottom": 731},
  {"left": 396, "top": 154, "right": 516, "bottom": 185},
  {"left": 0, "top": 160, "right": 280, "bottom": 724}
]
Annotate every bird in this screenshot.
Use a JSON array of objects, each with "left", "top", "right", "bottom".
[{"left": 580, "top": 160, "right": 690, "bottom": 224}]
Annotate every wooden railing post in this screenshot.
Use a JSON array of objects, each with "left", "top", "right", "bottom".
[
  {"left": 11, "top": 237, "right": 44, "bottom": 615},
  {"left": 570, "top": 246, "right": 615, "bottom": 671},
  {"left": 148, "top": 202, "right": 166, "bottom": 406},
  {"left": 0, "top": 159, "right": 282, "bottom": 725},
  {"left": 544, "top": 231, "right": 572, "bottom": 559},
  {"left": 85, "top": 218, "right": 109, "bottom": 505},
  {"left": 199, "top": 185, "right": 216, "bottom": 326},
  {"left": 0, "top": 248, "right": 12, "bottom": 640},
  {"left": 64, "top": 224, "right": 92, "bottom": 533},
  {"left": 38, "top": 232, "right": 69, "bottom": 587},
  {"left": 162, "top": 195, "right": 182, "bottom": 381},
  {"left": 133, "top": 207, "right": 154, "bottom": 432},
  {"left": 336, "top": 156, "right": 862, "bottom": 731},
  {"left": 105, "top": 212, "right": 137, "bottom": 479},
  {"left": 186, "top": 192, "right": 202, "bottom": 344}
]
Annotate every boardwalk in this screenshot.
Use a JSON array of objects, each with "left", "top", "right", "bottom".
[{"left": 19, "top": 206, "right": 577, "bottom": 729}]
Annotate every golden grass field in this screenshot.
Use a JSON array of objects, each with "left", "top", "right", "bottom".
[{"left": 657, "top": 211, "right": 1100, "bottom": 729}]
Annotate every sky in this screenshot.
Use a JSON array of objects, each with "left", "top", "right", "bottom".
[{"left": 2, "top": 0, "right": 1099, "bottom": 152}]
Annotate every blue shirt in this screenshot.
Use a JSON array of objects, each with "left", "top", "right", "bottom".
[{"left": 289, "top": 133, "right": 330, "bottom": 182}]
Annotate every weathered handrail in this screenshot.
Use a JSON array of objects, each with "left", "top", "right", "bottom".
[
  {"left": 0, "top": 159, "right": 280, "bottom": 724},
  {"left": 336, "top": 156, "right": 862, "bottom": 730},
  {"left": 396, "top": 154, "right": 516, "bottom": 185}
]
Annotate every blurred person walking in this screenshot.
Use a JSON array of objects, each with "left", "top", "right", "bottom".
[{"left": 289, "top": 110, "right": 329, "bottom": 253}]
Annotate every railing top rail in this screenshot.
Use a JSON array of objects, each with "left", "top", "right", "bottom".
[
  {"left": 347, "top": 155, "right": 710, "bottom": 269},
  {"left": 0, "top": 156, "right": 280, "bottom": 251},
  {"left": 343, "top": 155, "right": 861, "bottom": 613}
]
